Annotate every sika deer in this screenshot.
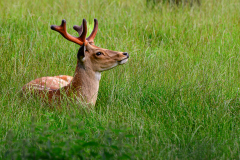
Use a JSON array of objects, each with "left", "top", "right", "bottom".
[{"left": 22, "top": 19, "right": 129, "bottom": 106}]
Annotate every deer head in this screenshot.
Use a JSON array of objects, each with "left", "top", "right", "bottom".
[{"left": 51, "top": 19, "right": 129, "bottom": 72}]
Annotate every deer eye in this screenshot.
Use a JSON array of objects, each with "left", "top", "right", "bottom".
[{"left": 96, "top": 52, "right": 102, "bottom": 56}]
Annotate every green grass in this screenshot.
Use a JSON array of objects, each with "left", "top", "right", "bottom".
[{"left": 1, "top": 0, "right": 240, "bottom": 159}]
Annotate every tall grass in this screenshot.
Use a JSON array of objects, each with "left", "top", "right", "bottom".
[{"left": 1, "top": 0, "right": 240, "bottom": 159}]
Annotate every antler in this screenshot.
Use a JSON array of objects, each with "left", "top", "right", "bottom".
[
  {"left": 51, "top": 19, "right": 87, "bottom": 46},
  {"left": 73, "top": 24, "right": 83, "bottom": 37},
  {"left": 73, "top": 19, "right": 98, "bottom": 45},
  {"left": 86, "top": 19, "right": 98, "bottom": 44}
]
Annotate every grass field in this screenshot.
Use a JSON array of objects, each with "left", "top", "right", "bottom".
[{"left": 1, "top": 0, "right": 240, "bottom": 159}]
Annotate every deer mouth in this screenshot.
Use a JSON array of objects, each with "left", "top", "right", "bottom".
[{"left": 118, "top": 58, "right": 128, "bottom": 65}]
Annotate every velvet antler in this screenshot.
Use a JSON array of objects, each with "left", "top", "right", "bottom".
[
  {"left": 51, "top": 19, "right": 87, "bottom": 46},
  {"left": 73, "top": 19, "right": 98, "bottom": 45}
]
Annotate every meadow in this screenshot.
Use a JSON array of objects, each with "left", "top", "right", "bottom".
[{"left": 1, "top": 0, "right": 240, "bottom": 159}]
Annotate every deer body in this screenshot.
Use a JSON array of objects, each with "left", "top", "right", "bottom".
[{"left": 22, "top": 19, "right": 129, "bottom": 106}]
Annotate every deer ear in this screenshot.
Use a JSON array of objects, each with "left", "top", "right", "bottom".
[{"left": 77, "top": 43, "right": 86, "bottom": 60}]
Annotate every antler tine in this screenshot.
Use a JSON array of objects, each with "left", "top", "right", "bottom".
[
  {"left": 51, "top": 19, "right": 87, "bottom": 46},
  {"left": 73, "top": 24, "right": 83, "bottom": 37},
  {"left": 86, "top": 19, "right": 98, "bottom": 43},
  {"left": 79, "top": 19, "right": 87, "bottom": 43}
]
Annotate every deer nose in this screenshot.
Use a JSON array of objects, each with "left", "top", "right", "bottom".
[{"left": 123, "top": 52, "right": 129, "bottom": 58}]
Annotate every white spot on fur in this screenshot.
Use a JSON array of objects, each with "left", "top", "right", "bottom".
[
  {"left": 81, "top": 57, "right": 85, "bottom": 62},
  {"left": 95, "top": 72, "right": 101, "bottom": 81},
  {"left": 119, "top": 59, "right": 128, "bottom": 65}
]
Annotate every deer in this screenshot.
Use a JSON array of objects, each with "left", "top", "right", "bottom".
[{"left": 22, "top": 18, "right": 129, "bottom": 107}]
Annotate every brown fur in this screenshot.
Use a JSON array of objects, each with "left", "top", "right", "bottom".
[{"left": 22, "top": 43, "right": 129, "bottom": 106}]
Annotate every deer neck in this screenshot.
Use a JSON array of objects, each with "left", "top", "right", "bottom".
[{"left": 68, "top": 60, "right": 101, "bottom": 105}]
